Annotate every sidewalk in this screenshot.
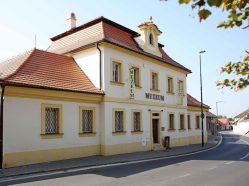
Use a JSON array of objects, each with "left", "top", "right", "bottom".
[{"left": 0, "top": 135, "right": 221, "bottom": 179}]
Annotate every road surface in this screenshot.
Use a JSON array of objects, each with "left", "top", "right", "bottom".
[{"left": 1, "top": 131, "right": 249, "bottom": 186}]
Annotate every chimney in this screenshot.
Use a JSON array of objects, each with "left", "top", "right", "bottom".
[{"left": 66, "top": 12, "right": 76, "bottom": 31}]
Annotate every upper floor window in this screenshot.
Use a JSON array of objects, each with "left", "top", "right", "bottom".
[
  {"left": 151, "top": 72, "right": 159, "bottom": 90},
  {"left": 149, "top": 33, "right": 154, "bottom": 46},
  {"left": 112, "top": 61, "right": 122, "bottom": 83},
  {"left": 167, "top": 77, "right": 174, "bottom": 93},
  {"left": 131, "top": 66, "right": 140, "bottom": 87},
  {"left": 178, "top": 80, "right": 184, "bottom": 104}
]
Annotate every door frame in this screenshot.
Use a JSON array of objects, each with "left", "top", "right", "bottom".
[{"left": 150, "top": 111, "right": 161, "bottom": 149}]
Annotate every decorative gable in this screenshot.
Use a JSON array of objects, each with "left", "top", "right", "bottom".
[{"left": 135, "top": 17, "right": 162, "bottom": 57}]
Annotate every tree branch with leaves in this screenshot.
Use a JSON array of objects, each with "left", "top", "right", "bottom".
[{"left": 162, "top": 0, "right": 249, "bottom": 91}]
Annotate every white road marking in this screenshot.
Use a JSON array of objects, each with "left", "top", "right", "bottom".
[
  {"left": 177, "top": 173, "right": 190, "bottom": 178},
  {"left": 0, "top": 136, "right": 223, "bottom": 184},
  {"left": 239, "top": 139, "right": 249, "bottom": 160},
  {"left": 206, "top": 166, "right": 217, "bottom": 170},
  {"left": 225, "top": 161, "right": 234, "bottom": 165}
]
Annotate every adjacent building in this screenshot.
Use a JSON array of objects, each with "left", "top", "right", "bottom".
[{"left": 0, "top": 14, "right": 209, "bottom": 168}]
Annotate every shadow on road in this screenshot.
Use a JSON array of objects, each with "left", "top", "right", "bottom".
[{"left": 2, "top": 133, "right": 249, "bottom": 185}]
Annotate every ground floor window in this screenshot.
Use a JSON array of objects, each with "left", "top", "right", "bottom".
[
  {"left": 187, "top": 115, "right": 191, "bottom": 129},
  {"left": 168, "top": 113, "right": 175, "bottom": 130},
  {"left": 79, "top": 107, "right": 96, "bottom": 134},
  {"left": 179, "top": 114, "right": 185, "bottom": 129},
  {"left": 113, "top": 109, "right": 125, "bottom": 133},
  {"left": 41, "top": 104, "right": 63, "bottom": 137},
  {"left": 132, "top": 111, "right": 142, "bottom": 132},
  {"left": 196, "top": 115, "right": 200, "bottom": 129}
]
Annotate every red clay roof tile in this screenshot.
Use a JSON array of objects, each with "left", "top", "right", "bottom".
[
  {"left": 48, "top": 17, "right": 191, "bottom": 73},
  {"left": 1, "top": 49, "right": 103, "bottom": 94},
  {"left": 187, "top": 94, "right": 209, "bottom": 109}
]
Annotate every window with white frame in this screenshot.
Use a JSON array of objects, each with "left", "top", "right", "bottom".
[
  {"left": 131, "top": 66, "right": 140, "bottom": 86},
  {"left": 151, "top": 72, "right": 159, "bottom": 90},
  {"left": 178, "top": 80, "right": 184, "bottom": 104},
  {"left": 169, "top": 113, "right": 175, "bottom": 130},
  {"left": 180, "top": 114, "right": 185, "bottom": 129},
  {"left": 112, "top": 62, "right": 121, "bottom": 83},
  {"left": 167, "top": 77, "right": 174, "bottom": 93}
]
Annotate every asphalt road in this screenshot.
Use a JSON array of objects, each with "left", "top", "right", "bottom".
[{"left": 2, "top": 131, "right": 249, "bottom": 186}]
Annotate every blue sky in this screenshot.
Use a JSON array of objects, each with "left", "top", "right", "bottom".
[{"left": 0, "top": 0, "right": 248, "bottom": 117}]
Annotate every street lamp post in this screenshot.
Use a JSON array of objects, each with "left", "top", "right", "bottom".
[{"left": 199, "top": 50, "right": 206, "bottom": 147}]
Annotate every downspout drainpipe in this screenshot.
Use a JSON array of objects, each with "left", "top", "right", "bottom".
[
  {"left": 96, "top": 42, "right": 102, "bottom": 91},
  {"left": 0, "top": 83, "right": 5, "bottom": 169}
]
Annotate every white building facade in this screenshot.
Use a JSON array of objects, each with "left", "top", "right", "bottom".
[{"left": 0, "top": 16, "right": 209, "bottom": 168}]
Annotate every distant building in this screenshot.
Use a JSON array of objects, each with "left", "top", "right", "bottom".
[
  {"left": 218, "top": 118, "right": 230, "bottom": 130},
  {"left": 234, "top": 108, "right": 249, "bottom": 123},
  {"left": 206, "top": 112, "right": 217, "bottom": 135}
]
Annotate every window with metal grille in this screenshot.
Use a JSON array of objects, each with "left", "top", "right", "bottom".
[
  {"left": 196, "top": 116, "right": 200, "bottom": 129},
  {"left": 169, "top": 114, "right": 174, "bottom": 130},
  {"left": 188, "top": 115, "right": 191, "bottom": 129},
  {"left": 81, "top": 110, "right": 93, "bottom": 133},
  {"left": 45, "top": 108, "right": 59, "bottom": 134},
  {"left": 133, "top": 112, "right": 141, "bottom": 132},
  {"left": 151, "top": 72, "right": 158, "bottom": 90},
  {"left": 180, "top": 114, "right": 185, "bottom": 129},
  {"left": 112, "top": 62, "right": 121, "bottom": 82},
  {"left": 115, "top": 111, "right": 123, "bottom": 132}
]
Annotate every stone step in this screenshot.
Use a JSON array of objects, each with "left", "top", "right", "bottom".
[{"left": 153, "top": 144, "right": 165, "bottom": 151}]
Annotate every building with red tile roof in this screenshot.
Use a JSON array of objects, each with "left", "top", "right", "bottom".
[{"left": 0, "top": 14, "right": 210, "bottom": 168}]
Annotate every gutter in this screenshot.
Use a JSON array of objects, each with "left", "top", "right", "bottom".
[
  {"left": 0, "top": 83, "right": 5, "bottom": 169},
  {"left": 96, "top": 42, "right": 102, "bottom": 91}
]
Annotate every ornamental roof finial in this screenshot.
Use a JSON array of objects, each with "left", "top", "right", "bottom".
[{"left": 149, "top": 16, "right": 153, "bottom": 23}]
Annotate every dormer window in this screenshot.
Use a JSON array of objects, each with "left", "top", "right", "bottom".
[{"left": 149, "top": 33, "right": 154, "bottom": 46}]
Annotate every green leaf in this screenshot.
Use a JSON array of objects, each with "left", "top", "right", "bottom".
[
  {"left": 198, "top": 9, "right": 212, "bottom": 21},
  {"left": 179, "top": 0, "right": 191, "bottom": 4},
  {"left": 207, "top": 0, "right": 222, "bottom": 7}
]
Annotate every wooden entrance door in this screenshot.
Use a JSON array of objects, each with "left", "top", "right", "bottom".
[{"left": 152, "top": 119, "right": 159, "bottom": 143}]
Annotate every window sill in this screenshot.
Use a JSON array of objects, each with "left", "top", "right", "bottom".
[
  {"left": 195, "top": 128, "right": 201, "bottom": 130},
  {"left": 112, "top": 131, "right": 127, "bottom": 135},
  {"left": 167, "top": 92, "right": 175, "bottom": 95},
  {"left": 79, "top": 132, "right": 96, "bottom": 137},
  {"left": 40, "top": 133, "right": 64, "bottom": 139},
  {"left": 168, "top": 129, "right": 176, "bottom": 132},
  {"left": 131, "top": 131, "right": 143, "bottom": 134},
  {"left": 188, "top": 128, "right": 192, "bottom": 130},
  {"left": 135, "top": 85, "right": 142, "bottom": 89},
  {"left": 150, "top": 89, "right": 160, "bottom": 93},
  {"left": 179, "top": 129, "right": 186, "bottom": 131},
  {"left": 110, "top": 81, "right": 125, "bottom": 86}
]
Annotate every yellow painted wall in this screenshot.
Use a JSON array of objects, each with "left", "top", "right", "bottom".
[{"left": 3, "top": 145, "right": 100, "bottom": 168}]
